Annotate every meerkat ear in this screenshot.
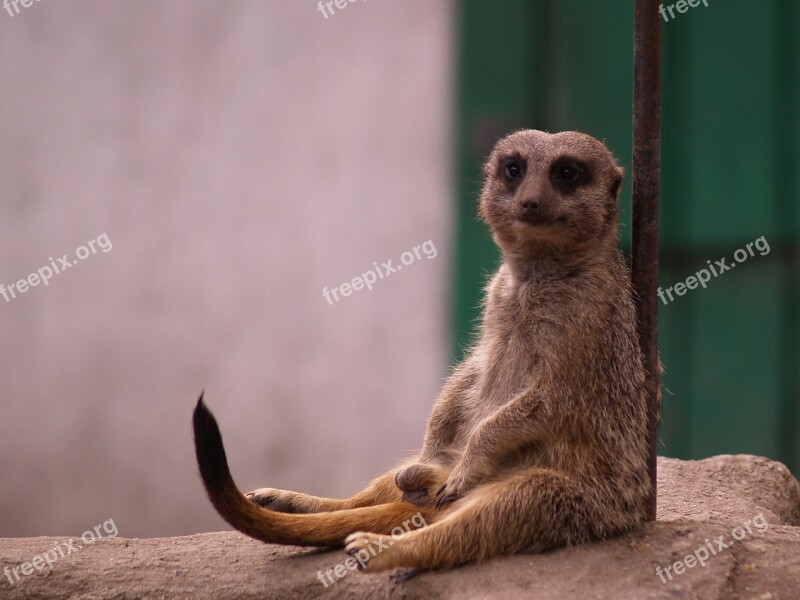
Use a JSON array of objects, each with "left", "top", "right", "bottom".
[
  {"left": 609, "top": 166, "right": 624, "bottom": 198},
  {"left": 602, "top": 167, "right": 624, "bottom": 226}
]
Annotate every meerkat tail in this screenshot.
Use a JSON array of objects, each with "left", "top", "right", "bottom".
[{"left": 193, "top": 394, "right": 429, "bottom": 547}]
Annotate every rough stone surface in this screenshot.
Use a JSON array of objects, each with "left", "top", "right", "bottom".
[
  {"left": 2, "top": 455, "right": 799, "bottom": 599},
  {"left": 658, "top": 454, "right": 800, "bottom": 526}
]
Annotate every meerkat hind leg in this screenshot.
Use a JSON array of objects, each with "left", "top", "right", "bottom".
[
  {"left": 345, "top": 469, "right": 613, "bottom": 572},
  {"left": 247, "top": 463, "right": 416, "bottom": 513}
]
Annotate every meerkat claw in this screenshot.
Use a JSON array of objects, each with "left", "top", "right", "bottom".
[{"left": 434, "top": 485, "right": 460, "bottom": 508}]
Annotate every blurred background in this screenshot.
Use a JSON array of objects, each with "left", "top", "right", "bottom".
[{"left": 0, "top": 0, "right": 797, "bottom": 538}]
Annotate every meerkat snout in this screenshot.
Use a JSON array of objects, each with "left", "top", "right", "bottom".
[
  {"left": 516, "top": 178, "right": 555, "bottom": 224},
  {"left": 519, "top": 196, "right": 542, "bottom": 220}
]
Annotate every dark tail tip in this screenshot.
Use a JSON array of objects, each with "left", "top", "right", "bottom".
[{"left": 193, "top": 393, "right": 234, "bottom": 495}]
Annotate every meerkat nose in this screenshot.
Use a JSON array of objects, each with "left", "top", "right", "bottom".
[
  {"left": 520, "top": 197, "right": 541, "bottom": 219},
  {"left": 521, "top": 197, "right": 539, "bottom": 210}
]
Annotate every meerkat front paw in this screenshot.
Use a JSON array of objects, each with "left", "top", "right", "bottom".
[
  {"left": 434, "top": 468, "right": 470, "bottom": 508},
  {"left": 394, "top": 463, "right": 450, "bottom": 506},
  {"left": 245, "top": 488, "right": 309, "bottom": 513},
  {"left": 344, "top": 532, "right": 397, "bottom": 572}
]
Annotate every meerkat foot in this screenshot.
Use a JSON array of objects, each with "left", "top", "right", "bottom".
[
  {"left": 394, "top": 463, "right": 450, "bottom": 506},
  {"left": 344, "top": 532, "right": 399, "bottom": 572},
  {"left": 245, "top": 488, "right": 314, "bottom": 513}
]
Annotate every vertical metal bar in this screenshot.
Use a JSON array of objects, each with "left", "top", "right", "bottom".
[{"left": 632, "top": 0, "right": 662, "bottom": 521}]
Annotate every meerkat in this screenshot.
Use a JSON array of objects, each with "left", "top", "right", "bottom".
[{"left": 193, "top": 129, "right": 652, "bottom": 572}]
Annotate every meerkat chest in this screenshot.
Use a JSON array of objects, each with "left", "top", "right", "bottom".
[
  {"left": 464, "top": 323, "right": 540, "bottom": 424},
  {"left": 457, "top": 273, "right": 563, "bottom": 431}
]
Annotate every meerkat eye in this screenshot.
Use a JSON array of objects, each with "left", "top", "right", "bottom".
[
  {"left": 503, "top": 161, "right": 523, "bottom": 180},
  {"left": 557, "top": 167, "right": 579, "bottom": 182},
  {"left": 551, "top": 161, "right": 583, "bottom": 184}
]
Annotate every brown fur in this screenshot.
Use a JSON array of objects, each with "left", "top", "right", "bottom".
[{"left": 193, "top": 129, "right": 651, "bottom": 572}]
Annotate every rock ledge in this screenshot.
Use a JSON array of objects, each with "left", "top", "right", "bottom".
[{"left": 2, "top": 455, "right": 799, "bottom": 599}]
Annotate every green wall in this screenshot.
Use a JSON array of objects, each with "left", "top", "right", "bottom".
[{"left": 454, "top": 0, "right": 800, "bottom": 471}]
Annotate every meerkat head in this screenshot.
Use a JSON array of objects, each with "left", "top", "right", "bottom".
[{"left": 479, "top": 130, "right": 624, "bottom": 258}]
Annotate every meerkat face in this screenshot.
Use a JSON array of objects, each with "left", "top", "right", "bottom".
[{"left": 479, "top": 130, "right": 624, "bottom": 253}]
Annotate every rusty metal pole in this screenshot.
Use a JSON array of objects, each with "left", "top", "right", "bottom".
[{"left": 632, "top": 0, "right": 662, "bottom": 521}]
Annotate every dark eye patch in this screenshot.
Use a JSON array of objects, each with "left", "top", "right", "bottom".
[
  {"left": 550, "top": 156, "right": 590, "bottom": 191},
  {"left": 497, "top": 154, "right": 525, "bottom": 184}
]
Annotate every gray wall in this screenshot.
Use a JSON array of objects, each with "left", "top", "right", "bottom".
[{"left": 0, "top": 0, "right": 454, "bottom": 537}]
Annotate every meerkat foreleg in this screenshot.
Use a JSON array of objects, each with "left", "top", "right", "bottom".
[
  {"left": 417, "top": 374, "right": 469, "bottom": 462},
  {"left": 434, "top": 386, "right": 549, "bottom": 506},
  {"left": 391, "top": 364, "right": 475, "bottom": 503},
  {"left": 393, "top": 461, "right": 453, "bottom": 506}
]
